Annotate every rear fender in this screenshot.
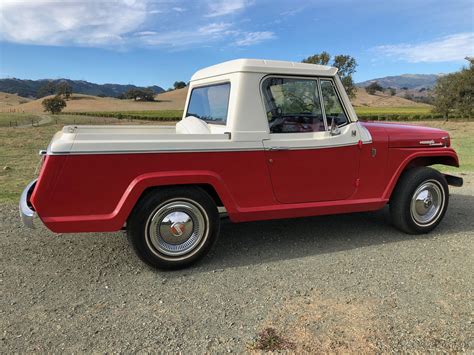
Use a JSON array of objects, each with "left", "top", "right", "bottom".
[
  {"left": 117, "top": 170, "right": 236, "bottom": 225},
  {"left": 42, "top": 170, "right": 236, "bottom": 233}
]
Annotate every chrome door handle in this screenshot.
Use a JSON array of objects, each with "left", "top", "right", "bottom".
[{"left": 269, "top": 146, "right": 290, "bottom": 151}]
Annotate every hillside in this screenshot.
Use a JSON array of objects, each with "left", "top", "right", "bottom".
[
  {"left": 0, "top": 92, "right": 32, "bottom": 109},
  {"left": 3, "top": 86, "right": 430, "bottom": 114},
  {"left": 357, "top": 74, "right": 441, "bottom": 90},
  {"left": 351, "top": 88, "right": 431, "bottom": 107},
  {"left": 0, "top": 78, "right": 164, "bottom": 98},
  {"left": 2, "top": 90, "right": 187, "bottom": 113}
]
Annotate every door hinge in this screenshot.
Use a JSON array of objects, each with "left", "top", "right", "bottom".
[
  {"left": 355, "top": 178, "right": 360, "bottom": 187},
  {"left": 358, "top": 140, "right": 363, "bottom": 149}
]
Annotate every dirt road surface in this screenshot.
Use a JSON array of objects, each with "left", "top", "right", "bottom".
[{"left": 1, "top": 174, "right": 473, "bottom": 352}]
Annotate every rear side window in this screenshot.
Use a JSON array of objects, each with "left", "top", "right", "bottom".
[{"left": 186, "top": 83, "right": 230, "bottom": 125}]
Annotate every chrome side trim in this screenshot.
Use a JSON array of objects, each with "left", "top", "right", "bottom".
[
  {"left": 419, "top": 140, "right": 444, "bottom": 147},
  {"left": 47, "top": 140, "right": 371, "bottom": 155},
  {"left": 19, "top": 179, "right": 37, "bottom": 229},
  {"left": 47, "top": 147, "right": 265, "bottom": 155}
]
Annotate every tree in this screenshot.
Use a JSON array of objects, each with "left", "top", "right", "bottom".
[
  {"left": 365, "top": 81, "right": 383, "bottom": 95},
  {"left": 173, "top": 81, "right": 187, "bottom": 90},
  {"left": 433, "top": 58, "right": 473, "bottom": 120},
  {"left": 404, "top": 92, "right": 414, "bottom": 101},
  {"left": 301, "top": 51, "right": 331, "bottom": 65},
  {"left": 387, "top": 87, "right": 396, "bottom": 96},
  {"left": 42, "top": 95, "right": 66, "bottom": 114},
  {"left": 37, "top": 82, "right": 56, "bottom": 98},
  {"left": 57, "top": 82, "right": 72, "bottom": 100},
  {"left": 125, "top": 88, "right": 155, "bottom": 101},
  {"left": 332, "top": 55, "right": 358, "bottom": 98},
  {"left": 302, "top": 52, "right": 358, "bottom": 98}
]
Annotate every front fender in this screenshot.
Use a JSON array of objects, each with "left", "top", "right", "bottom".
[{"left": 383, "top": 148, "right": 460, "bottom": 200}]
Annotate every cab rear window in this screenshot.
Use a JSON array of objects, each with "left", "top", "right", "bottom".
[{"left": 186, "top": 83, "right": 230, "bottom": 125}]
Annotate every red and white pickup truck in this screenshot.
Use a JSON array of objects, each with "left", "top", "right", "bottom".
[{"left": 20, "top": 59, "right": 463, "bottom": 269}]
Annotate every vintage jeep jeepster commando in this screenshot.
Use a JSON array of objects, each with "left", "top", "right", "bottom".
[{"left": 20, "top": 59, "right": 463, "bottom": 269}]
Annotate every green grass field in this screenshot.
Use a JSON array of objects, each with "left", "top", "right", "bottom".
[
  {"left": 0, "top": 112, "right": 44, "bottom": 126},
  {"left": 0, "top": 112, "right": 472, "bottom": 203},
  {"left": 67, "top": 110, "right": 183, "bottom": 121}
]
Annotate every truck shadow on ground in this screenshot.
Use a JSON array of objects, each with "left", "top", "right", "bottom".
[
  {"left": 24, "top": 192, "right": 472, "bottom": 276},
  {"left": 190, "top": 192, "right": 473, "bottom": 272}
]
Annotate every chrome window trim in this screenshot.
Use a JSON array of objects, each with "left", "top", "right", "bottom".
[
  {"left": 319, "top": 78, "right": 350, "bottom": 129},
  {"left": 259, "top": 74, "right": 352, "bottom": 135}
]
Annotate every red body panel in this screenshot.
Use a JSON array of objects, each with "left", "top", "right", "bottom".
[
  {"left": 30, "top": 122, "right": 460, "bottom": 233},
  {"left": 265, "top": 144, "right": 359, "bottom": 203}
]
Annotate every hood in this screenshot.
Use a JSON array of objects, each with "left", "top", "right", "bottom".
[{"left": 362, "top": 122, "right": 450, "bottom": 148}]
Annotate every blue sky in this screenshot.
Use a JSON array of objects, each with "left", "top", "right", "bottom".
[{"left": 0, "top": 0, "right": 473, "bottom": 89}]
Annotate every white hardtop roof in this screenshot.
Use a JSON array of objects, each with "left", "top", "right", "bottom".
[{"left": 191, "top": 58, "right": 338, "bottom": 81}]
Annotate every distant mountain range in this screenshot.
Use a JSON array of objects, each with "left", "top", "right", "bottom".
[
  {"left": 357, "top": 74, "right": 443, "bottom": 90},
  {"left": 0, "top": 74, "right": 443, "bottom": 99},
  {"left": 0, "top": 78, "right": 164, "bottom": 98}
]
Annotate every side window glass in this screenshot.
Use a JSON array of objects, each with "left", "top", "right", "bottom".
[
  {"left": 320, "top": 80, "right": 348, "bottom": 126},
  {"left": 186, "top": 83, "right": 230, "bottom": 124},
  {"left": 262, "top": 77, "right": 325, "bottom": 133}
]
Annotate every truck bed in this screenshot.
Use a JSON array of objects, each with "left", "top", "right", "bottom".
[{"left": 48, "top": 125, "right": 231, "bottom": 154}]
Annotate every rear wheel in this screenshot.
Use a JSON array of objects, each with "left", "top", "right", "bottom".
[
  {"left": 390, "top": 167, "right": 448, "bottom": 234},
  {"left": 127, "top": 187, "right": 220, "bottom": 269}
]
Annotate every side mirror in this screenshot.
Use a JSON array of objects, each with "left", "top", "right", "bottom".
[{"left": 330, "top": 118, "right": 341, "bottom": 136}]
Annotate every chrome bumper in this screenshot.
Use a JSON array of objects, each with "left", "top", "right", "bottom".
[{"left": 19, "top": 179, "right": 37, "bottom": 229}]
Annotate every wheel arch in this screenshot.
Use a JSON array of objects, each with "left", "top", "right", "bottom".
[
  {"left": 383, "top": 150, "right": 459, "bottom": 200},
  {"left": 121, "top": 171, "right": 235, "bottom": 227}
]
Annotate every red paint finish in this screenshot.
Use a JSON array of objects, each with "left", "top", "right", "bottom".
[
  {"left": 363, "top": 122, "right": 450, "bottom": 148},
  {"left": 30, "top": 121, "right": 461, "bottom": 234},
  {"left": 264, "top": 144, "right": 359, "bottom": 203}
]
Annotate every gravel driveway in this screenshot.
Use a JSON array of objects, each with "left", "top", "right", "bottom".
[{"left": 1, "top": 174, "right": 473, "bottom": 352}]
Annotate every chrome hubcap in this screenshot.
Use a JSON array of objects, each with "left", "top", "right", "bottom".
[
  {"left": 146, "top": 199, "right": 208, "bottom": 257},
  {"left": 410, "top": 180, "right": 444, "bottom": 226}
]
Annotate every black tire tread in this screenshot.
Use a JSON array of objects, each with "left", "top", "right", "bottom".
[
  {"left": 127, "top": 186, "right": 220, "bottom": 270},
  {"left": 390, "top": 167, "right": 448, "bottom": 234}
]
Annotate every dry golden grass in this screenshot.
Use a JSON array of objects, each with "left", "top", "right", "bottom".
[
  {"left": 3, "top": 88, "right": 188, "bottom": 114},
  {"left": 352, "top": 88, "right": 431, "bottom": 108},
  {"left": 4, "top": 86, "right": 430, "bottom": 115},
  {"left": 0, "top": 92, "right": 32, "bottom": 109}
]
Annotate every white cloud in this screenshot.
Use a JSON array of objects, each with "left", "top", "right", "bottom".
[
  {"left": 135, "top": 23, "right": 235, "bottom": 48},
  {"left": 375, "top": 33, "right": 474, "bottom": 63},
  {"left": 0, "top": 0, "right": 273, "bottom": 49},
  {"left": 234, "top": 31, "right": 276, "bottom": 46},
  {"left": 0, "top": 0, "right": 150, "bottom": 46},
  {"left": 206, "top": 0, "right": 254, "bottom": 17}
]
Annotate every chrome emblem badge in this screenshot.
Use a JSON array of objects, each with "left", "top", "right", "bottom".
[{"left": 170, "top": 222, "right": 185, "bottom": 237}]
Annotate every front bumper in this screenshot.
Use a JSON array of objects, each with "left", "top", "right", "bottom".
[{"left": 19, "top": 179, "right": 37, "bottom": 229}]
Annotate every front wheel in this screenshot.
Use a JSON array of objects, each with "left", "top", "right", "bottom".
[
  {"left": 390, "top": 167, "right": 449, "bottom": 234},
  {"left": 127, "top": 187, "right": 220, "bottom": 270}
]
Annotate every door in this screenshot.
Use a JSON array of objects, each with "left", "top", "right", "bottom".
[{"left": 261, "top": 77, "right": 360, "bottom": 204}]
